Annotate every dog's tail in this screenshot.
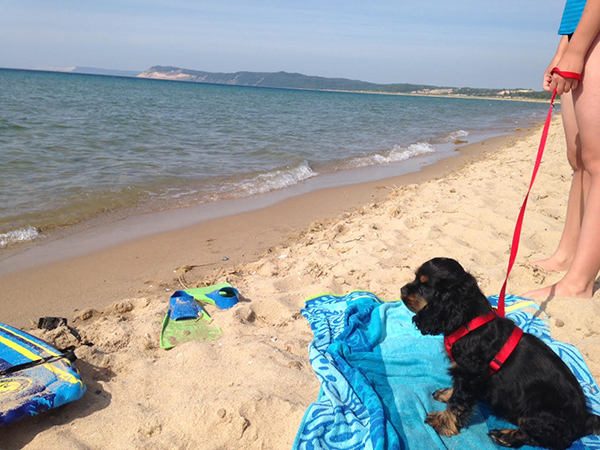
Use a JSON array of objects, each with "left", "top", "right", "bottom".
[{"left": 585, "top": 414, "right": 600, "bottom": 435}]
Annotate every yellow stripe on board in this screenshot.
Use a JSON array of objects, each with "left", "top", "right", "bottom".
[
  {"left": 0, "top": 324, "right": 60, "bottom": 357},
  {"left": 0, "top": 328, "right": 82, "bottom": 387}
]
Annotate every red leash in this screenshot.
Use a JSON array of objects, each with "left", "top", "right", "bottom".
[{"left": 496, "top": 68, "right": 581, "bottom": 317}]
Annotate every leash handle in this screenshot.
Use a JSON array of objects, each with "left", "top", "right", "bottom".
[
  {"left": 551, "top": 67, "right": 582, "bottom": 81},
  {"left": 497, "top": 90, "right": 559, "bottom": 317}
]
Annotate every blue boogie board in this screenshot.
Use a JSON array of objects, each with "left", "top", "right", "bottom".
[{"left": 0, "top": 323, "right": 86, "bottom": 426}]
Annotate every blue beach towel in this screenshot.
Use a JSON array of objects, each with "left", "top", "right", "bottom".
[{"left": 293, "top": 293, "right": 600, "bottom": 450}]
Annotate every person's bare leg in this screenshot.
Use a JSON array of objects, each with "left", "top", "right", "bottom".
[
  {"left": 527, "top": 34, "right": 600, "bottom": 298},
  {"left": 532, "top": 90, "right": 588, "bottom": 272}
]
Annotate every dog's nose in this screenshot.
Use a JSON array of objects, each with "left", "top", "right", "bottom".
[{"left": 400, "top": 286, "right": 408, "bottom": 298}]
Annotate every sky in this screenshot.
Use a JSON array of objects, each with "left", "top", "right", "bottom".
[{"left": 0, "top": 0, "right": 567, "bottom": 90}]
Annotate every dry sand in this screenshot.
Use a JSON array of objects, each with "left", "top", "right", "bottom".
[{"left": 1, "top": 115, "right": 599, "bottom": 449}]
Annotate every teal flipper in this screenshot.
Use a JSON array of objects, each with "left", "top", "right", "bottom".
[
  {"left": 185, "top": 283, "right": 240, "bottom": 310},
  {"left": 159, "top": 291, "right": 221, "bottom": 349}
]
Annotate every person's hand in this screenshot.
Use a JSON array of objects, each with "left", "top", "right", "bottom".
[
  {"left": 543, "top": 57, "right": 563, "bottom": 92},
  {"left": 543, "top": 36, "right": 569, "bottom": 92},
  {"left": 550, "top": 52, "right": 584, "bottom": 94},
  {"left": 543, "top": 67, "right": 555, "bottom": 92}
]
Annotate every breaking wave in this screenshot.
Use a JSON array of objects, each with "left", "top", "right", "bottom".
[
  {"left": 229, "top": 161, "right": 318, "bottom": 197},
  {"left": 447, "top": 129, "right": 469, "bottom": 141},
  {"left": 343, "top": 142, "right": 436, "bottom": 170},
  {"left": 0, "top": 226, "right": 39, "bottom": 248}
]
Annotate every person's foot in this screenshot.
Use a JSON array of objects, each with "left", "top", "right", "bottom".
[
  {"left": 530, "top": 255, "right": 572, "bottom": 272},
  {"left": 524, "top": 280, "right": 592, "bottom": 299}
]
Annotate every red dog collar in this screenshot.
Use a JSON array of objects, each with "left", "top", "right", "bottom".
[
  {"left": 444, "top": 310, "right": 523, "bottom": 374},
  {"left": 444, "top": 310, "right": 498, "bottom": 356}
]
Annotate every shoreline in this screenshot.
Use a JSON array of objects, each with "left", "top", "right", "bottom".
[
  {"left": 0, "top": 128, "right": 533, "bottom": 328},
  {"left": 317, "top": 88, "right": 553, "bottom": 103},
  {"left": 0, "top": 140, "right": 461, "bottom": 269}
]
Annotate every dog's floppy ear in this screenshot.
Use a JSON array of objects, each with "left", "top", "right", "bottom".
[
  {"left": 413, "top": 290, "right": 462, "bottom": 335},
  {"left": 413, "top": 269, "right": 480, "bottom": 335}
]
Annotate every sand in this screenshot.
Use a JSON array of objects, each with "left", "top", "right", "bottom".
[{"left": 1, "top": 115, "right": 599, "bottom": 449}]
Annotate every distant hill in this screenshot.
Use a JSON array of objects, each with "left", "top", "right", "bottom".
[
  {"left": 138, "top": 65, "right": 552, "bottom": 100},
  {"left": 138, "top": 65, "right": 432, "bottom": 93}
]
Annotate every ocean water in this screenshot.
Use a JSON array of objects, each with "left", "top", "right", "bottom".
[{"left": 0, "top": 68, "right": 551, "bottom": 248}]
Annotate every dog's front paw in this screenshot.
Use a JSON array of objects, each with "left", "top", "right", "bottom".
[
  {"left": 432, "top": 388, "right": 453, "bottom": 403},
  {"left": 425, "top": 410, "right": 460, "bottom": 436}
]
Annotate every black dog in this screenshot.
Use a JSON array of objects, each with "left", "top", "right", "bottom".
[{"left": 400, "top": 257, "right": 600, "bottom": 450}]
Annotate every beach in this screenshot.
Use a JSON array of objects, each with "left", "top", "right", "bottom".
[{"left": 1, "top": 115, "right": 599, "bottom": 449}]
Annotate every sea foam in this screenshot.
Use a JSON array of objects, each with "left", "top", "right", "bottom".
[
  {"left": 346, "top": 142, "right": 436, "bottom": 170},
  {"left": 447, "top": 130, "right": 469, "bottom": 141},
  {"left": 0, "top": 226, "right": 39, "bottom": 248},
  {"left": 236, "top": 161, "right": 318, "bottom": 196}
]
